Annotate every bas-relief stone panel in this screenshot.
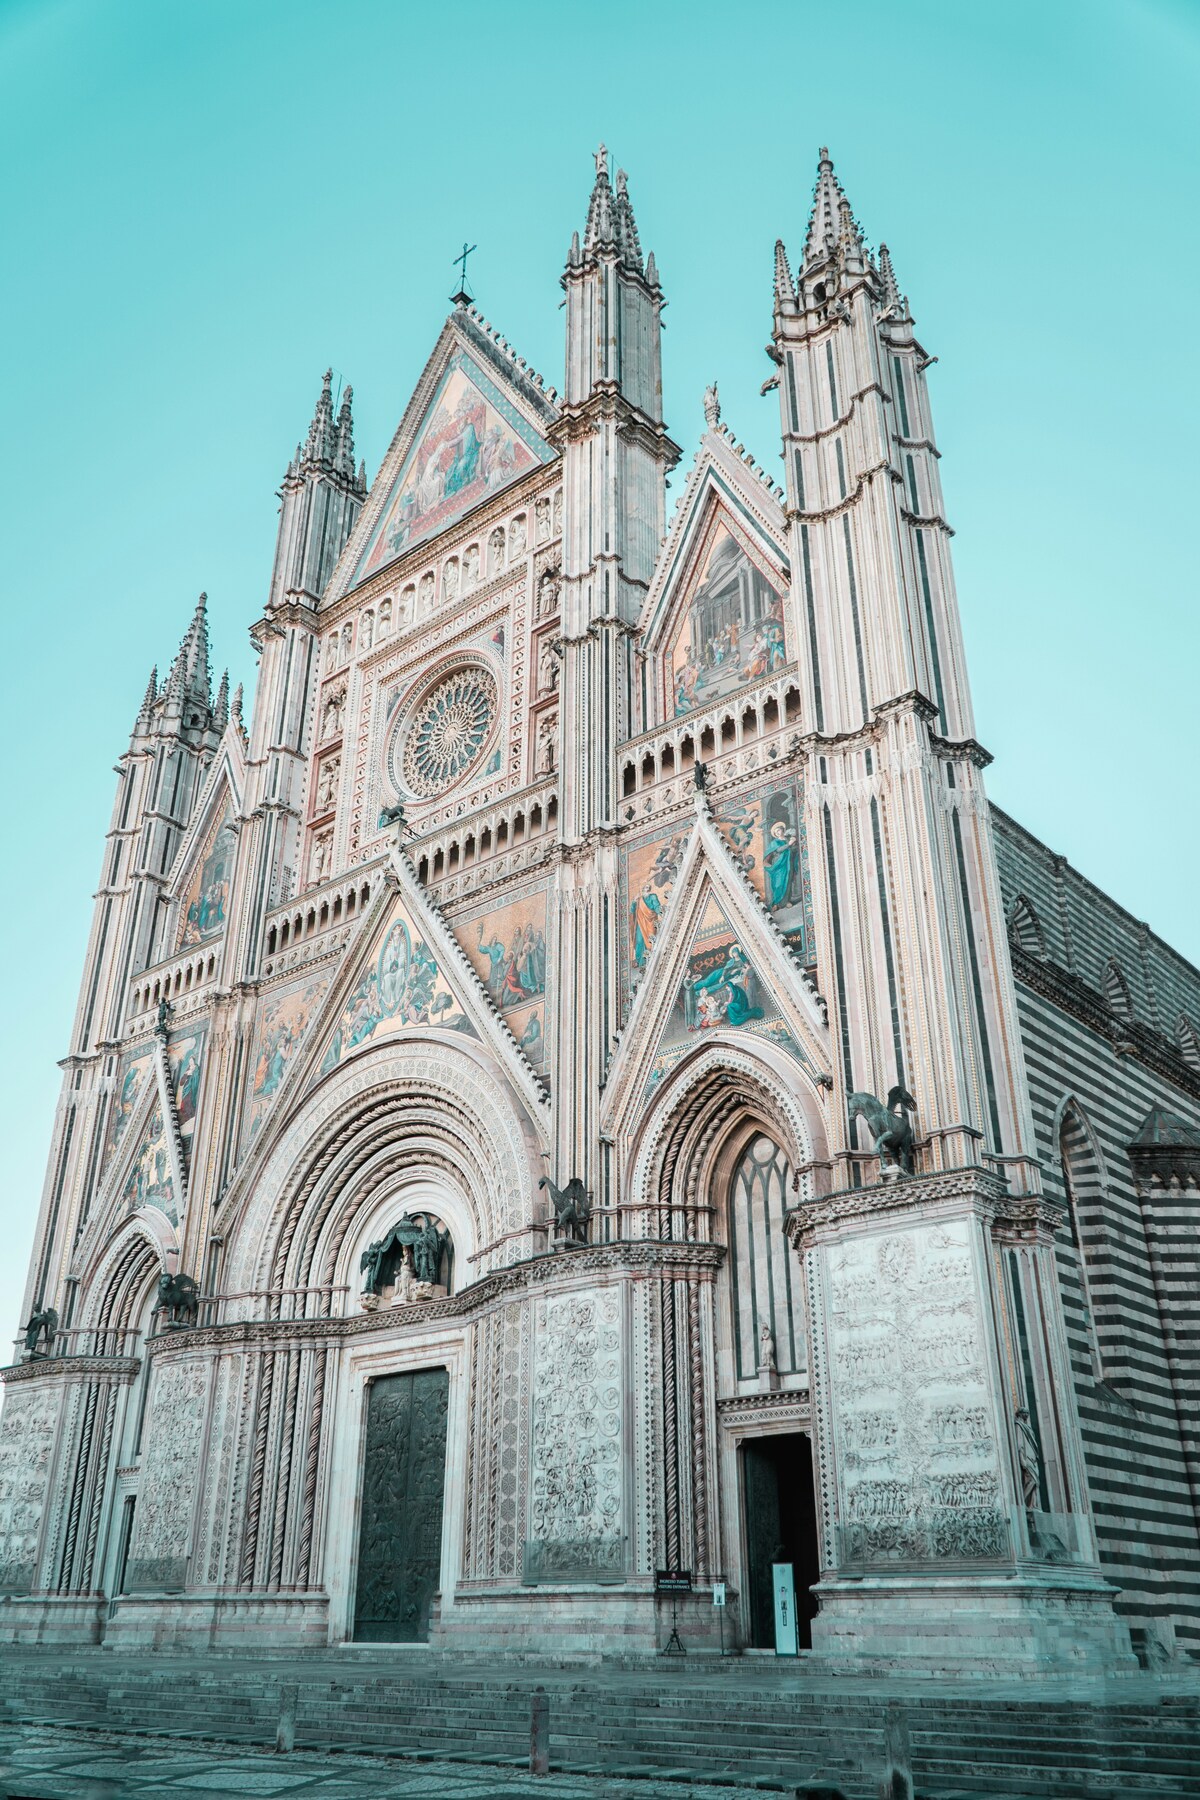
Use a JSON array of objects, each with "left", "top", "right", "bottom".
[
  {"left": 0, "top": 1383, "right": 62, "bottom": 1592},
  {"left": 527, "top": 1288, "right": 623, "bottom": 1581},
  {"left": 814, "top": 1219, "right": 1010, "bottom": 1568},
  {"left": 125, "top": 1358, "right": 211, "bottom": 1591}
]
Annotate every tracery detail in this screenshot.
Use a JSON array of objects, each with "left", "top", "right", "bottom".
[{"left": 394, "top": 664, "right": 497, "bottom": 798}]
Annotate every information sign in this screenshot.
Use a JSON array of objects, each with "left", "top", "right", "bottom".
[{"left": 771, "top": 1561, "right": 798, "bottom": 1656}]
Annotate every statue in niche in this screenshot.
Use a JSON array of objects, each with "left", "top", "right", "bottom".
[
  {"left": 489, "top": 526, "right": 506, "bottom": 574},
  {"left": 339, "top": 621, "right": 353, "bottom": 661},
  {"left": 360, "top": 610, "right": 374, "bottom": 650},
  {"left": 847, "top": 1086, "right": 917, "bottom": 1177},
  {"left": 537, "top": 567, "right": 561, "bottom": 618},
  {"left": 535, "top": 497, "right": 551, "bottom": 543},
  {"left": 536, "top": 713, "right": 558, "bottom": 775},
  {"left": 758, "top": 1320, "right": 776, "bottom": 1373},
  {"left": 379, "top": 597, "right": 392, "bottom": 635},
  {"left": 22, "top": 1307, "right": 57, "bottom": 1359},
  {"left": 537, "top": 638, "right": 560, "bottom": 694},
  {"left": 510, "top": 514, "right": 527, "bottom": 557},
  {"left": 399, "top": 586, "right": 415, "bottom": 625},
  {"left": 552, "top": 489, "right": 562, "bottom": 536},
  {"left": 153, "top": 1272, "right": 200, "bottom": 1330},
  {"left": 324, "top": 634, "right": 337, "bottom": 672},
  {"left": 418, "top": 571, "right": 435, "bottom": 613},
  {"left": 309, "top": 831, "right": 332, "bottom": 885},
  {"left": 359, "top": 1214, "right": 451, "bottom": 1306},
  {"left": 443, "top": 560, "right": 459, "bottom": 603},
  {"left": 539, "top": 1174, "right": 590, "bottom": 1245},
  {"left": 315, "top": 757, "right": 339, "bottom": 813},
  {"left": 463, "top": 543, "right": 480, "bottom": 586},
  {"left": 413, "top": 1215, "right": 451, "bottom": 1285},
  {"left": 321, "top": 685, "right": 346, "bottom": 739},
  {"left": 1015, "top": 1406, "right": 1043, "bottom": 1509}
]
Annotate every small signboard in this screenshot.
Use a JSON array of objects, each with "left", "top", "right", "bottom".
[
  {"left": 712, "top": 1581, "right": 727, "bottom": 1608},
  {"left": 772, "top": 1562, "right": 798, "bottom": 1656},
  {"left": 655, "top": 1568, "right": 693, "bottom": 1594}
]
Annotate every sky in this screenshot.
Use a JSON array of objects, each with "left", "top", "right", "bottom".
[{"left": 0, "top": 0, "right": 1197, "bottom": 1337}]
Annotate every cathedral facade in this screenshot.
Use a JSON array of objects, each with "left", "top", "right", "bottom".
[{"left": 3, "top": 149, "right": 1198, "bottom": 1670}]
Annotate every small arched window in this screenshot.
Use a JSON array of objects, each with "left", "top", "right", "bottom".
[
  {"left": 1103, "top": 958, "right": 1133, "bottom": 1019},
  {"left": 1007, "top": 894, "right": 1046, "bottom": 960},
  {"left": 1176, "top": 1015, "right": 1200, "bottom": 1073}
]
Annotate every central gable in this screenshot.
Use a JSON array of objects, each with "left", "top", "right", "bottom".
[{"left": 353, "top": 348, "right": 553, "bottom": 583}]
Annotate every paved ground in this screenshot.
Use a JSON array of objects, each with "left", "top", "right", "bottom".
[{"left": 0, "top": 1725, "right": 849, "bottom": 1800}]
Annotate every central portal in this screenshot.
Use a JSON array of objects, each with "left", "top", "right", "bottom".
[
  {"left": 353, "top": 1366, "right": 449, "bottom": 1642},
  {"left": 741, "top": 1432, "right": 820, "bottom": 1649}
]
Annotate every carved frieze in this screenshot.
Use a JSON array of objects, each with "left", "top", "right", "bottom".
[
  {"left": 124, "top": 1357, "right": 211, "bottom": 1591},
  {"left": 528, "top": 1288, "right": 623, "bottom": 1578},
  {"left": 813, "top": 1218, "right": 1010, "bottom": 1568},
  {"left": 0, "top": 1382, "right": 63, "bottom": 1592}
]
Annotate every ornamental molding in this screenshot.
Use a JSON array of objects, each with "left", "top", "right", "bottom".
[
  {"left": 786, "top": 1165, "right": 1011, "bottom": 1245},
  {"left": 146, "top": 1239, "right": 726, "bottom": 1360},
  {"left": 717, "top": 1391, "right": 810, "bottom": 1428},
  {"left": 786, "top": 460, "right": 888, "bottom": 525},
  {"left": 784, "top": 381, "right": 888, "bottom": 446},
  {"left": 1, "top": 1356, "right": 140, "bottom": 1387}
]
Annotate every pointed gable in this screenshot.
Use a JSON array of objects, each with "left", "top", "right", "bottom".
[
  {"left": 604, "top": 802, "right": 829, "bottom": 1132},
  {"left": 347, "top": 316, "right": 558, "bottom": 590},
  {"left": 641, "top": 427, "right": 789, "bottom": 724}
]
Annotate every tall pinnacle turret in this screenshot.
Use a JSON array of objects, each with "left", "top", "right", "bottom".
[
  {"left": 802, "top": 146, "right": 869, "bottom": 273},
  {"left": 267, "top": 370, "right": 367, "bottom": 608},
  {"left": 306, "top": 369, "right": 336, "bottom": 464},
  {"left": 580, "top": 144, "right": 645, "bottom": 274},
  {"left": 169, "top": 592, "right": 212, "bottom": 712}
]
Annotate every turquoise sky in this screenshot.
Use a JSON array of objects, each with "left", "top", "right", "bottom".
[{"left": 1, "top": 0, "right": 1197, "bottom": 1336}]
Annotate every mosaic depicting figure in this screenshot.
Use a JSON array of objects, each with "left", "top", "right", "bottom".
[
  {"left": 628, "top": 832, "right": 687, "bottom": 969},
  {"left": 180, "top": 813, "right": 235, "bottom": 948},
  {"left": 321, "top": 905, "right": 471, "bottom": 1073},
  {"left": 357, "top": 357, "right": 543, "bottom": 577},
  {"left": 668, "top": 528, "right": 786, "bottom": 717}
]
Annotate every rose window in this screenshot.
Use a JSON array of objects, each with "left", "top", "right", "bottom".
[{"left": 397, "top": 664, "right": 498, "bottom": 798}]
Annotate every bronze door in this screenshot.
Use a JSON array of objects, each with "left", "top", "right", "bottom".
[{"left": 353, "top": 1367, "right": 449, "bottom": 1642}]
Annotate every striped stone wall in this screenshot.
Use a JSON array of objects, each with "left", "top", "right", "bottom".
[{"left": 993, "top": 806, "right": 1200, "bottom": 1660}]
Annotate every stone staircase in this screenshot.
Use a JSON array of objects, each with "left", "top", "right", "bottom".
[{"left": 1, "top": 1651, "right": 1198, "bottom": 1798}]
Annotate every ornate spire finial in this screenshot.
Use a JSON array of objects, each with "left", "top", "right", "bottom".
[
  {"left": 703, "top": 381, "right": 721, "bottom": 428},
  {"left": 305, "top": 368, "right": 336, "bottom": 463},
  {"left": 774, "top": 238, "right": 795, "bottom": 306},
  {"left": 595, "top": 142, "right": 608, "bottom": 178}
]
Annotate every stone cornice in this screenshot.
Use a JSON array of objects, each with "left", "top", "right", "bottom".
[
  {"left": 1011, "top": 947, "right": 1200, "bottom": 1103},
  {"left": 1, "top": 1355, "right": 140, "bottom": 1387},
  {"left": 785, "top": 1165, "right": 1011, "bottom": 1246},
  {"left": 145, "top": 1239, "right": 727, "bottom": 1359}
]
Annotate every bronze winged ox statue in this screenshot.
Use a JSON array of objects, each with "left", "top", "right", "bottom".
[
  {"left": 539, "top": 1174, "right": 590, "bottom": 1244},
  {"left": 847, "top": 1086, "right": 918, "bottom": 1176}
]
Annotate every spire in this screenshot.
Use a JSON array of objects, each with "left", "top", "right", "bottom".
[
  {"left": 134, "top": 665, "right": 158, "bottom": 734},
  {"left": 180, "top": 591, "right": 212, "bottom": 707},
  {"left": 213, "top": 668, "right": 229, "bottom": 730},
  {"left": 231, "top": 683, "right": 246, "bottom": 740},
  {"left": 803, "top": 145, "right": 869, "bottom": 270},
  {"left": 877, "top": 242, "right": 910, "bottom": 320},
  {"left": 613, "top": 167, "right": 644, "bottom": 274},
  {"left": 583, "top": 144, "right": 615, "bottom": 254},
  {"left": 305, "top": 368, "right": 336, "bottom": 464},
  {"left": 774, "top": 238, "right": 795, "bottom": 307},
  {"left": 334, "top": 383, "right": 356, "bottom": 481}
]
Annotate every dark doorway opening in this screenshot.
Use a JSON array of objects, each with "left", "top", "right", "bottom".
[
  {"left": 741, "top": 1432, "right": 820, "bottom": 1649},
  {"left": 353, "top": 1366, "right": 449, "bottom": 1642}
]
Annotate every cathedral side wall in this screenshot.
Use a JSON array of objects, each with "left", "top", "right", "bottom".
[{"left": 993, "top": 808, "right": 1200, "bottom": 1658}]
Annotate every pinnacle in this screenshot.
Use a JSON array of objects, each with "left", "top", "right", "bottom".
[
  {"left": 802, "top": 144, "right": 866, "bottom": 270},
  {"left": 774, "top": 238, "right": 795, "bottom": 307},
  {"left": 213, "top": 669, "right": 229, "bottom": 729},
  {"left": 305, "top": 367, "right": 336, "bottom": 463},
  {"left": 580, "top": 145, "right": 645, "bottom": 275},
  {"left": 334, "top": 382, "right": 356, "bottom": 480}
]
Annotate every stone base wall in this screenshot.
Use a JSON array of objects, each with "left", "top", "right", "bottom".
[
  {"left": 434, "top": 1584, "right": 729, "bottom": 1658},
  {"left": 810, "top": 1574, "right": 1137, "bottom": 1675},
  {"left": 0, "top": 1593, "right": 107, "bottom": 1647},
  {"left": 100, "top": 1590, "right": 330, "bottom": 1652}
]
